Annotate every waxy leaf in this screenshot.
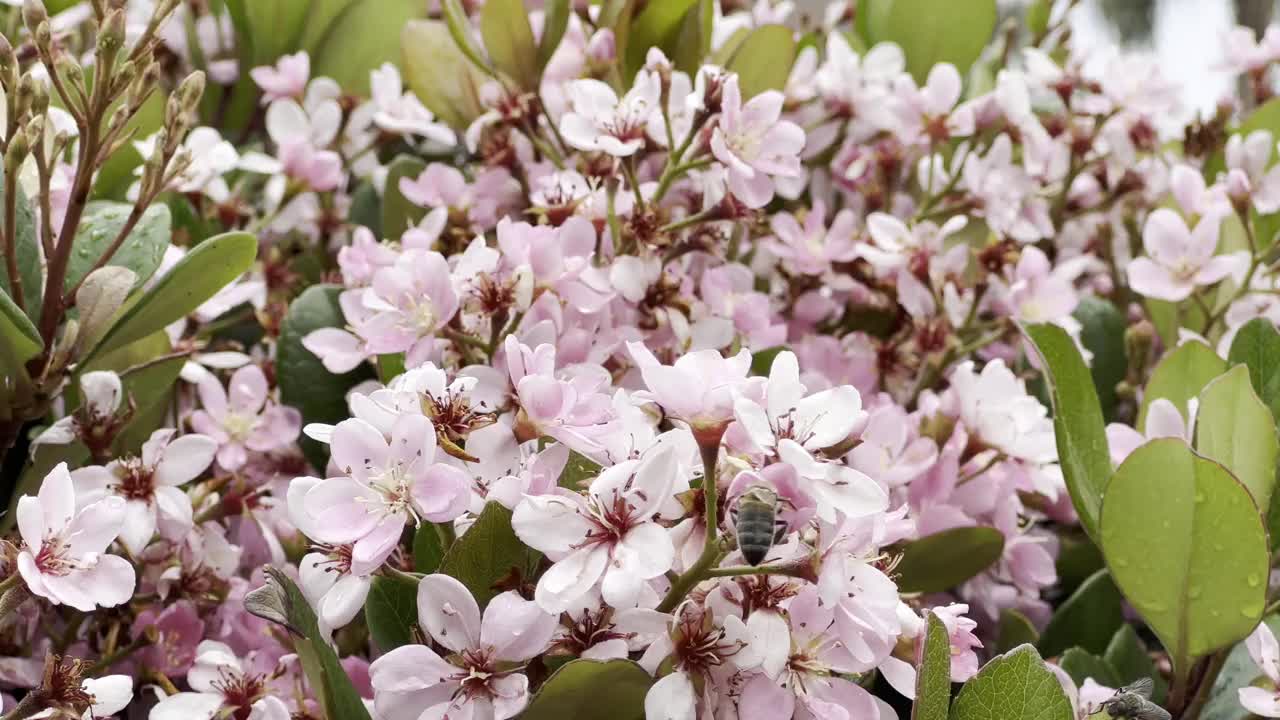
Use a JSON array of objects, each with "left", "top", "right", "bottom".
[
  {"left": 65, "top": 202, "right": 171, "bottom": 292},
  {"left": 1073, "top": 297, "right": 1127, "bottom": 422},
  {"left": 996, "top": 610, "right": 1040, "bottom": 654},
  {"left": 948, "top": 645, "right": 1072, "bottom": 720},
  {"left": 1038, "top": 569, "right": 1124, "bottom": 658},
  {"left": 437, "top": 502, "right": 541, "bottom": 609},
  {"left": 624, "top": 0, "right": 698, "bottom": 77},
  {"left": 313, "top": 0, "right": 425, "bottom": 95},
  {"left": 913, "top": 613, "right": 952, "bottom": 720},
  {"left": 277, "top": 285, "right": 376, "bottom": 469},
  {"left": 245, "top": 568, "right": 373, "bottom": 720},
  {"left": 883, "top": 0, "right": 997, "bottom": 84},
  {"left": 1196, "top": 365, "right": 1279, "bottom": 514},
  {"left": 1023, "top": 322, "right": 1110, "bottom": 542},
  {"left": 481, "top": 0, "right": 539, "bottom": 90},
  {"left": 0, "top": 275, "right": 44, "bottom": 415},
  {"left": 402, "top": 20, "right": 487, "bottom": 130},
  {"left": 1138, "top": 340, "right": 1226, "bottom": 432},
  {"left": 382, "top": 156, "right": 429, "bottom": 240},
  {"left": 560, "top": 450, "right": 602, "bottom": 490},
  {"left": 85, "top": 232, "right": 258, "bottom": 365},
  {"left": 1101, "top": 439, "right": 1268, "bottom": 673},
  {"left": 1057, "top": 647, "right": 1119, "bottom": 688},
  {"left": 414, "top": 524, "right": 447, "bottom": 573},
  {"left": 520, "top": 659, "right": 654, "bottom": 720},
  {"left": 365, "top": 575, "right": 419, "bottom": 652},
  {"left": 538, "top": 0, "right": 571, "bottom": 71},
  {"left": 894, "top": 526, "right": 1004, "bottom": 594},
  {"left": 1228, "top": 317, "right": 1280, "bottom": 421},
  {"left": 725, "top": 25, "right": 797, "bottom": 98},
  {"left": 1105, "top": 625, "right": 1166, "bottom": 703}
]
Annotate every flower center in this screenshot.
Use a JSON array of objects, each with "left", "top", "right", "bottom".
[
  {"left": 212, "top": 668, "right": 267, "bottom": 719},
  {"left": 114, "top": 457, "right": 155, "bottom": 501},
  {"left": 33, "top": 535, "right": 81, "bottom": 577},
  {"left": 223, "top": 412, "right": 258, "bottom": 441}
]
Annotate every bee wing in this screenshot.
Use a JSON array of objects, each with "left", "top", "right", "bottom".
[
  {"left": 1134, "top": 702, "right": 1172, "bottom": 720},
  {"left": 1124, "top": 677, "right": 1154, "bottom": 699}
]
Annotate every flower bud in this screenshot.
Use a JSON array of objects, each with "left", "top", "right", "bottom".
[
  {"left": 53, "top": 53, "right": 82, "bottom": 92},
  {"left": 34, "top": 21, "right": 52, "bottom": 54},
  {"left": 22, "top": 0, "right": 48, "bottom": 33},
  {"left": 4, "top": 131, "right": 29, "bottom": 173},
  {"left": 0, "top": 35, "right": 15, "bottom": 91},
  {"left": 24, "top": 115, "right": 44, "bottom": 148},
  {"left": 177, "top": 70, "right": 206, "bottom": 112},
  {"left": 96, "top": 9, "right": 126, "bottom": 64},
  {"left": 14, "top": 72, "right": 37, "bottom": 120}
]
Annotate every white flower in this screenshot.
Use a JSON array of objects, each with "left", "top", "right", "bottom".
[
  {"left": 559, "top": 72, "right": 662, "bottom": 157},
  {"left": 369, "top": 63, "right": 456, "bottom": 144}
]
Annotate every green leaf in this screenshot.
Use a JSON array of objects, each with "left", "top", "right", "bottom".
[
  {"left": 537, "top": 0, "right": 571, "bottom": 71},
  {"left": 414, "top": 524, "right": 447, "bottom": 573},
  {"left": 82, "top": 331, "right": 186, "bottom": 453},
  {"left": 401, "top": 20, "right": 487, "bottom": 130},
  {"left": 85, "top": 232, "right": 258, "bottom": 365},
  {"left": 670, "top": 0, "right": 714, "bottom": 75},
  {"left": 348, "top": 181, "right": 383, "bottom": 237},
  {"left": 0, "top": 167, "right": 42, "bottom": 318},
  {"left": 948, "top": 645, "right": 1072, "bottom": 720},
  {"left": 519, "top": 659, "right": 654, "bottom": 720},
  {"left": 1038, "top": 569, "right": 1124, "bottom": 658},
  {"left": 312, "top": 0, "right": 426, "bottom": 95},
  {"left": 725, "top": 25, "right": 797, "bottom": 98},
  {"left": 1196, "top": 365, "right": 1279, "bottom": 514},
  {"left": 1138, "top": 340, "right": 1226, "bottom": 432},
  {"left": 1057, "top": 647, "right": 1119, "bottom": 688},
  {"left": 244, "top": 0, "right": 309, "bottom": 66},
  {"left": 1228, "top": 317, "right": 1280, "bottom": 421},
  {"left": 244, "top": 568, "right": 373, "bottom": 720},
  {"left": 277, "top": 284, "right": 376, "bottom": 469},
  {"left": 441, "top": 0, "right": 499, "bottom": 77},
  {"left": 560, "top": 450, "right": 602, "bottom": 490},
  {"left": 914, "top": 613, "right": 952, "bottom": 720},
  {"left": 382, "top": 155, "right": 429, "bottom": 240},
  {"left": 0, "top": 286, "right": 41, "bottom": 365},
  {"left": 855, "top": 0, "right": 893, "bottom": 46},
  {"left": 1199, "top": 615, "right": 1280, "bottom": 720},
  {"left": 1204, "top": 98, "right": 1280, "bottom": 180},
  {"left": 894, "top": 526, "right": 1004, "bottom": 594},
  {"left": 66, "top": 202, "right": 171, "bottom": 292},
  {"left": 296, "top": 0, "right": 362, "bottom": 54},
  {"left": 624, "top": 0, "right": 698, "bottom": 78},
  {"left": 996, "top": 610, "right": 1040, "bottom": 654},
  {"left": 1073, "top": 297, "right": 1127, "bottom": 422},
  {"left": 750, "top": 346, "right": 787, "bottom": 376},
  {"left": 1026, "top": 0, "right": 1052, "bottom": 36},
  {"left": 481, "top": 0, "right": 539, "bottom": 90},
  {"left": 1101, "top": 438, "right": 1269, "bottom": 673},
  {"left": 1023, "top": 322, "right": 1111, "bottom": 542},
  {"left": 365, "top": 575, "right": 418, "bottom": 652},
  {"left": 377, "top": 353, "right": 407, "bottom": 384},
  {"left": 1104, "top": 625, "right": 1166, "bottom": 704},
  {"left": 883, "top": 0, "right": 997, "bottom": 84},
  {"left": 437, "top": 502, "right": 541, "bottom": 609},
  {"left": 1055, "top": 528, "right": 1105, "bottom": 597}
]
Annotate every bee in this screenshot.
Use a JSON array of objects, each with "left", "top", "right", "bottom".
[
  {"left": 731, "top": 483, "right": 787, "bottom": 566},
  {"left": 1099, "top": 678, "right": 1171, "bottom": 720}
]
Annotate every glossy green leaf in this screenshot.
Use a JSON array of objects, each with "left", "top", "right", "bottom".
[
  {"left": 438, "top": 502, "right": 541, "bottom": 609},
  {"left": 948, "top": 645, "right": 1072, "bottom": 720},
  {"left": 1055, "top": 528, "right": 1105, "bottom": 597},
  {"left": 913, "top": 613, "right": 952, "bottom": 720},
  {"left": 1057, "top": 647, "right": 1119, "bottom": 688},
  {"left": 243, "top": 0, "right": 309, "bottom": 66},
  {"left": 83, "top": 331, "right": 186, "bottom": 454},
  {"left": 625, "top": 0, "right": 698, "bottom": 77},
  {"left": 1073, "top": 297, "right": 1127, "bottom": 422},
  {"left": 1228, "top": 317, "right": 1280, "bottom": 421},
  {"left": 401, "top": 20, "right": 487, "bottom": 130},
  {"left": 0, "top": 286, "right": 41, "bottom": 365},
  {"left": 1026, "top": 0, "right": 1052, "bottom": 36},
  {"left": 561, "top": 450, "right": 602, "bottom": 490},
  {"left": 894, "top": 526, "right": 1004, "bottom": 594},
  {"left": 0, "top": 168, "right": 42, "bottom": 318},
  {"left": 1023, "top": 322, "right": 1111, "bottom": 541},
  {"left": 519, "top": 659, "right": 653, "bottom": 720},
  {"left": 1139, "top": 340, "right": 1226, "bottom": 432},
  {"left": 1038, "top": 569, "right": 1124, "bottom": 658},
  {"left": 365, "top": 575, "right": 418, "bottom": 652},
  {"left": 66, "top": 202, "right": 171, "bottom": 292},
  {"left": 414, "top": 524, "right": 447, "bottom": 573},
  {"left": 1104, "top": 624, "right": 1166, "bottom": 703},
  {"left": 996, "top": 610, "right": 1040, "bottom": 654},
  {"left": 296, "top": 0, "right": 362, "bottom": 54},
  {"left": 1200, "top": 615, "right": 1280, "bottom": 720},
  {"left": 750, "top": 346, "right": 787, "bottom": 376},
  {"left": 86, "top": 232, "right": 258, "bottom": 365},
  {"left": 277, "top": 284, "right": 376, "bottom": 469},
  {"left": 1196, "top": 365, "right": 1279, "bottom": 514},
  {"left": 244, "top": 568, "right": 373, "bottom": 720},
  {"left": 725, "top": 25, "right": 797, "bottom": 98},
  {"left": 313, "top": 0, "right": 425, "bottom": 95},
  {"left": 481, "top": 0, "right": 538, "bottom": 90},
  {"left": 538, "top": 0, "right": 571, "bottom": 71},
  {"left": 884, "top": 0, "right": 997, "bottom": 84},
  {"left": 855, "top": 0, "right": 893, "bottom": 46},
  {"left": 671, "top": 0, "right": 714, "bottom": 74},
  {"left": 382, "top": 156, "right": 429, "bottom": 240},
  {"left": 1101, "top": 438, "right": 1269, "bottom": 673}
]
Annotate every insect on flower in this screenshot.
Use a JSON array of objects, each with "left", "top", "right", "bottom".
[
  {"left": 1100, "top": 678, "right": 1171, "bottom": 720},
  {"left": 731, "top": 483, "right": 787, "bottom": 566}
]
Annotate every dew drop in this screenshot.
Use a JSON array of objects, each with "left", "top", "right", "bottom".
[
  {"left": 1249, "top": 574, "right": 1261, "bottom": 588},
  {"left": 1189, "top": 586, "right": 1202, "bottom": 599}
]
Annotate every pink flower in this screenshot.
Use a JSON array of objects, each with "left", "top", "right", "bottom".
[
  {"left": 512, "top": 445, "right": 678, "bottom": 612},
  {"left": 929, "top": 603, "right": 983, "bottom": 681},
  {"left": 1127, "top": 208, "right": 1248, "bottom": 302},
  {"left": 1105, "top": 396, "right": 1195, "bottom": 465},
  {"left": 559, "top": 72, "right": 661, "bottom": 157},
  {"left": 250, "top": 51, "right": 310, "bottom": 102},
  {"left": 132, "top": 600, "right": 206, "bottom": 677},
  {"left": 627, "top": 341, "right": 760, "bottom": 445},
  {"left": 149, "top": 641, "right": 273, "bottom": 720},
  {"left": 300, "top": 414, "right": 470, "bottom": 570},
  {"left": 711, "top": 75, "right": 805, "bottom": 208},
  {"left": 397, "top": 164, "right": 518, "bottom": 230},
  {"left": 191, "top": 365, "right": 302, "bottom": 471},
  {"left": 16, "top": 463, "right": 135, "bottom": 612},
  {"left": 505, "top": 336, "right": 617, "bottom": 459},
  {"left": 370, "top": 575, "right": 556, "bottom": 720},
  {"left": 29, "top": 675, "right": 132, "bottom": 719},
  {"left": 1241, "top": 622, "right": 1280, "bottom": 717},
  {"left": 70, "top": 429, "right": 216, "bottom": 554},
  {"left": 369, "top": 63, "right": 455, "bottom": 143},
  {"left": 766, "top": 202, "right": 860, "bottom": 275}
]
